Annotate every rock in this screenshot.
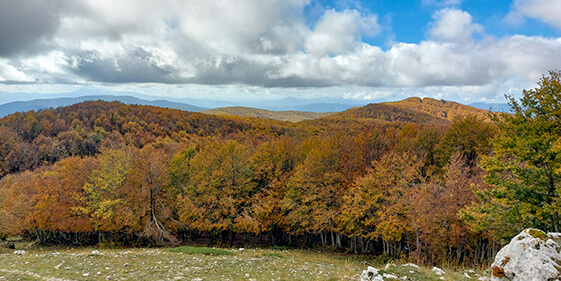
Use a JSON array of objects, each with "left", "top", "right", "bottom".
[
  {"left": 359, "top": 266, "right": 383, "bottom": 281},
  {"left": 91, "top": 250, "right": 102, "bottom": 255},
  {"left": 13, "top": 250, "right": 26, "bottom": 255},
  {"left": 402, "top": 263, "right": 420, "bottom": 269},
  {"left": 491, "top": 228, "right": 561, "bottom": 281},
  {"left": 432, "top": 267, "right": 445, "bottom": 275},
  {"left": 382, "top": 273, "right": 398, "bottom": 279}
]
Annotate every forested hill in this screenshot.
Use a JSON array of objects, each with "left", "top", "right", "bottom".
[
  {"left": 0, "top": 98, "right": 492, "bottom": 178},
  {"left": 0, "top": 97, "right": 501, "bottom": 266},
  {"left": 387, "top": 97, "right": 492, "bottom": 122},
  {"left": 202, "top": 106, "right": 333, "bottom": 122},
  {"left": 0, "top": 101, "right": 291, "bottom": 178}
]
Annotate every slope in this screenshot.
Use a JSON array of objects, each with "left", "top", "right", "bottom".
[
  {"left": 387, "top": 97, "right": 493, "bottom": 122},
  {"left": 202, "top": 106, "right": 334, "bottom": 122}
]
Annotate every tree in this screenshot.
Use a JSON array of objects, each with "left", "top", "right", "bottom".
[
  {"left": 0, "top": 171, "right": 36, "bottom": 237},
  {"left": 249, "top": 137, "right": 298, "bottom": 244},
  {"left": 32, "top": 157, "right": 98, "bottom": 234},
  {"left": 124, "top": 142, "right": 178, "bottom": 245},
  {"left": 439, "top": 115, "right": 496, "bottom": 169},
  {"left": 463, "top": 70, "right": 561, "bottom": 241},
  {"left": 338, "top": 151, "right": 422, "bottom": 255},
  {"left": 77, "top": 148, "right": 136, "bottom": 233},
  {"left": 284, "top": 136, "right": 344, "bottom": 243},
  {"left": 176, "top": 140, "right": 257, "bottom": 240}
]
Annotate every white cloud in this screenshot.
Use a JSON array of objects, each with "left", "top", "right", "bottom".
[
  {"left": 0, "top": 2, "right": 560, "bottom": 104},
  {"left": 506, "top": 0, "right": 561, "bottom": 29},
  {"left": 428, "top": 8, "right": 483, "bottom": 43},
  {"left": 0, "top": 60, "right": 33, "bottom": 82},
  {"left": 305, "top": 9, "right": 380, "bottom": 56}
]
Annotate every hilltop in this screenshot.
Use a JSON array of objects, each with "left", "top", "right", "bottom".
[
  {"left": 203, "top": 106, "right": 334, "bottom": 122},
  {"left": 387, "top": 97, "right": 492, "bottom": 122}
]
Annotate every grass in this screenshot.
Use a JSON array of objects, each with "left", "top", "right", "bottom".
[
  {"left": 168, "top": 246, "right": 233, "bottom": 255},
  {"left": 0, "top": 244, "right": 490, "bottom": 280}
]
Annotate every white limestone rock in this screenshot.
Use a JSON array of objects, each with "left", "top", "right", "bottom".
[
  {"left": 382, "top": 273, "right": 398, "bottom": 279},
  {"left": 432, "top": 267, "right": 445, "bottom": 275},
  {"left": 360, "top": 266, "right": 384, "bottom": 281},
  {"left": 402, "top": 263, "right": 420, "bottom": 269},
  {"left": 491, "top": 228, "right": 561, "bottom": 281}
]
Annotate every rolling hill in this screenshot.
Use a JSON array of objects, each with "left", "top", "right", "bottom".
[
  {"left": 386, "top": 97, "right": 493, "bottom": 122},
  {"left": 0, "top": 95, "right": 207, "bottom": 117},
  {"left": 202, "top": 107, "right": 334, "bottom": 122}
]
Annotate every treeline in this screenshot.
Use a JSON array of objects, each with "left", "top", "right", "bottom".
[{"left": 1, "top": 72, "right": 560, "bottom": 266}]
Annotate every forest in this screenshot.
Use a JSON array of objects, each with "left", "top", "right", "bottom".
[{"left": 1, "top": 71, "right": 560, "bottom": 266}]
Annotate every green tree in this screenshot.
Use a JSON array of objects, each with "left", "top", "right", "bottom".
[{"left": 463, "top": 70, "right": 561, "bottom": 241}]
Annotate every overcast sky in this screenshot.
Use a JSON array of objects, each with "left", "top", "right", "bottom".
[{"left": 0, "top": 0, "right": 560, "bottom": 103}]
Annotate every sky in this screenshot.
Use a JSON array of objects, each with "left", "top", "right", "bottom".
[{"left": 1, "top": 0, "right": 561, "bottom": 104}]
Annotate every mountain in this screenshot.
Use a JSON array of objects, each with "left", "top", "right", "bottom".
[
  {"left": 326, "top": 103, "right": 450, "bottom": 126},
  {"left": 304, "top": 97, "right": 498, "bottom": 132},
  {"left": 202, "top": 107, "right": 333, "bottom": 122},
  {"left": 469, "top": 102, "right": 511, "bottom": 112},
  {"left": 387, "top": 97, "right": 493, "bottom": 122},
  {"left": 297, "top": 103, "right": 358, "bottom": 113},
  {"left": 0, "top": 95, "right": 207, "bottom": 117}
]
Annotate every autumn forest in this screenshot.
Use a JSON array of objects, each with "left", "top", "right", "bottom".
[{"left": 1, "top": 72, "right": 561, "bottom": 266}]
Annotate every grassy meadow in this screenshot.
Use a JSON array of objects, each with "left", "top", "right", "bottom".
[{"left": 0, "top": 244, "right": 489, "bottom": 281}]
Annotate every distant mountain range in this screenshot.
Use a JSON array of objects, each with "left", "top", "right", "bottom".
[
  {"left": 0, "top": 88, "right": 511, "bottom": 121},
  {"left": 469, "top": 102, "right": 511, "bottom": 112},
  {"left": 0, "top": 95, "right": 207, "bottom": 117}
]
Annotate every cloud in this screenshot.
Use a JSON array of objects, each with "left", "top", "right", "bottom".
[
  {"left": 428, "top": 8, "right": 483, "bottom": 43},
  {"left": 0, "top": 0, "right": 62, "bottom": 57},
  {"left": 506, "top": 0, "right": 561, "bottom": 29},
  {"left": 305, "top": 9, "right": 380, "bottom": 56},
  {"left": 0, "top": 60, "right": 33, "bottom": 82},
  {"left": 0, "top": 2, "right": 560, "bottom": 104}
]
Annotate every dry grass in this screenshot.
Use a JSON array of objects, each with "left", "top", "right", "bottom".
[{"left": 0, "top": 245, "right": 490, "bottom": 280}]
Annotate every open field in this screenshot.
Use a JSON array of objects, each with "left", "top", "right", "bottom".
[{"left": 0, "top": 245, "right": 489, "bottom": 281}]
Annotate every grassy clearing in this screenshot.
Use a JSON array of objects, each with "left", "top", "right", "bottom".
[
  {"left": 0, "top": 245, "right": 490, "bottom": 280},
  {"left": 168, "top": 246, "right": 233, "bottom": 255}
]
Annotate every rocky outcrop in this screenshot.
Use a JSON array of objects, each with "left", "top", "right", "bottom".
[
  {"left": 360, "top": 266, "right": 384, "bottom": 281},
  {"left": 359, "top": 266, "right": 399, "bottom": 281},
  {"left": 491, "top": 228, "right": 561, "bottom": 281}
]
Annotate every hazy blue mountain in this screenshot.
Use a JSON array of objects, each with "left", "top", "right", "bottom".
[
  {"left": 469, "top": 102, "right": 511, "bottom": 112},
  {"left": 0, "top": 95, "right": 207, "bottom": 117},
  {"left": 298, "top": 103, "right": 359, "bottom": 113}
]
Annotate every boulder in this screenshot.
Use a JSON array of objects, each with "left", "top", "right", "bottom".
[
  {"left": 491, "top": 228, "right": 561, "bottom": 281},
  {"left": 359, "top": 266, "right": 384, "bottom": 281}
]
